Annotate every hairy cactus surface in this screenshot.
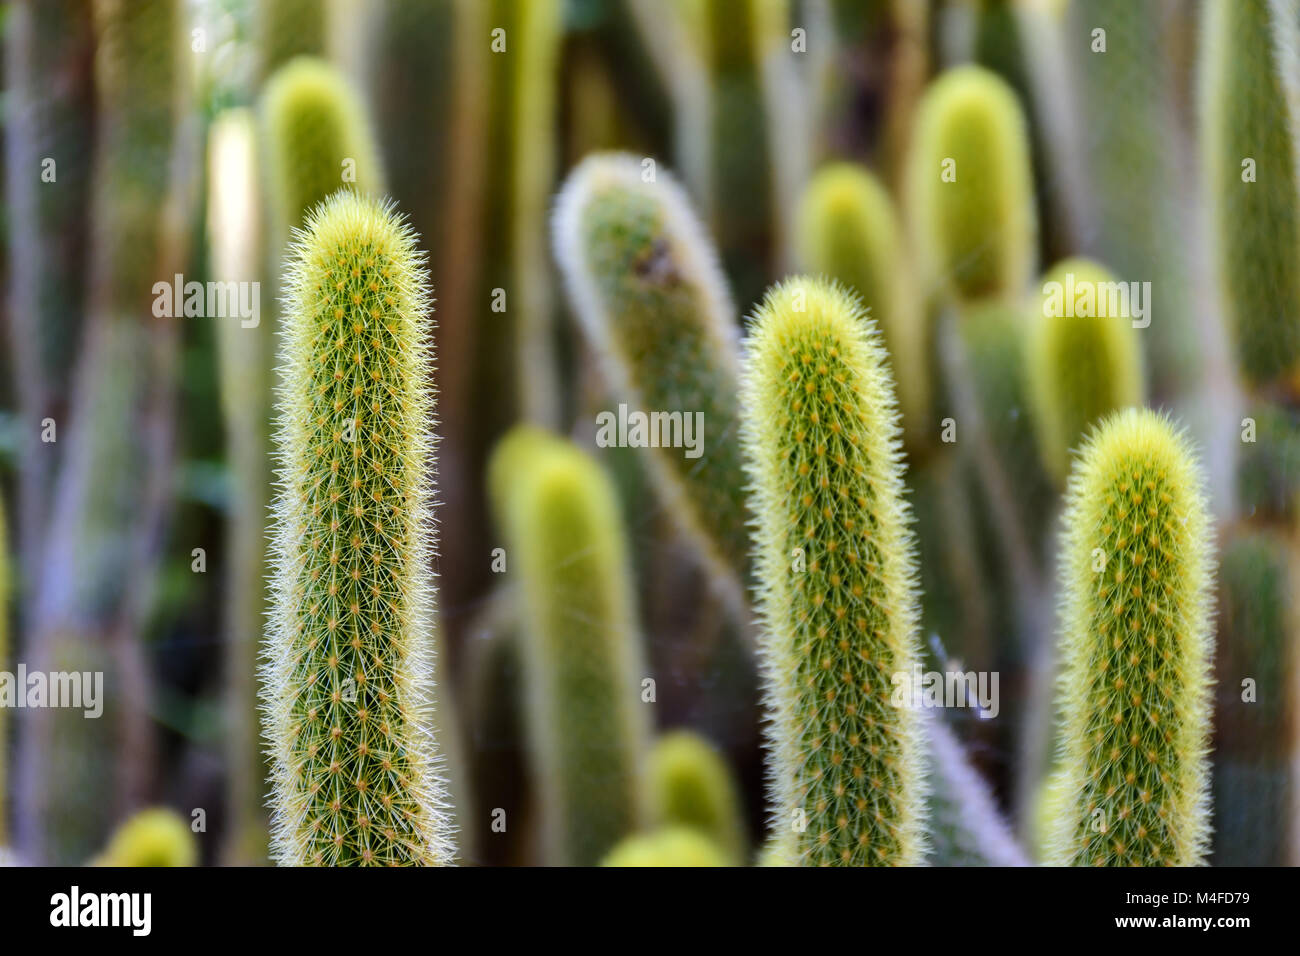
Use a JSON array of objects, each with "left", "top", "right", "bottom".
[
  {"left": 554, "top": 152, "right": 750, "bottom": 591},
  {"left": 742, "top": 276, "right": 927, "bottom": 866},
  {"left": 489, "top": 428, "right": 650, "bottom": 866},
  {"left": 796, "top": 163, "right": 929, "bottom": 449},
  {"left": 1048, "top": 409, "right": 1214, "bottom": 866},
  {"left": 1027, "top": 258, "right": 1144, "bottom": 482},
  {"left": 92, "top": 809, "right": 198, "bottom": 867},
  {"left": 262, "top": 57, "right": 385, "bottom": 237},
  {"left": 648, "top": 730, "right": 748, "bottom": 864},
  {"left": 907, "top": 65, "right": 1036, "bottom": 303},
  {"left": 601, "top": 826, "right": 730, "bottom": 867},
  {"left": 263, "top": 191, "right": 453, "bottom": 866},
  {"left": 1202, "top": 0, "right": 1300, "bottom": 388}
]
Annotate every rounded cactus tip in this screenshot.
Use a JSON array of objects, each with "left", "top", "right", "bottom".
[
  {"left": 742, "top": 275, "right": 927, "bottom": 867},
  {"left": 261, "top": 55, "right": 385, "bottom": 230},
  {"left": 908, "top": 63, "right": 1037, "bottom": 303},
  {"left": 648, "top": 730, "right": 748, "bottom": 864},
  {"left": 264, "top": 189, "right": 454, "bottom": 866},
  {"left": 600, "top": 827, "right": 730, "bottom": 867},
  {"left": 1027, "top": 257, "right": 1145, "bottom": 482},
  {"left": 1048, "top": 407, "right": 1214, "bottom": 866},
  {"left": 92, "top": 809, "right": 198, "bottom": 868}
]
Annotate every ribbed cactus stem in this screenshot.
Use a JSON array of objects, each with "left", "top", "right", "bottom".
[
  {"left": 263, "top": 191, "right": 453, "bottom": 866},
  {"left": 488, "top": 427, "right": 650, "bottom": 866},
  {"left": 1027, "top": 258, "right": 1144, "bottom": 482},
  {"left": 648, "top": 730, "right": 748, "bottom": 864},
  {"left": 1048, "top": 409, "right": 1214, "bottom": 866},
  {"left": 554, "top": 152, "right": 749, "bottom": 593},
  {"left": 742, "top": 276, "right": 927, "bottom": 866},
  {"left": 1202, "top": 0, "right": 1300, "bottom": 388},
  {"left": 908, "top": 64, "right": 1036, "bottom": 303},
  {"left": 796, "top": 163, "right": 929, "bottom": 449}
]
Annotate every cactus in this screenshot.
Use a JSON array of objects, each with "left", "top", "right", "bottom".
[
  {"left": 1202, "top": 0, "right": 1300, "bottom": 388},
  {"left": 796, "top": 163, "right": 929, "bottom": 450},
  {"left": 1237, "top": 401, "right": 1300, "bottom": 522},
  {"left": 925, "top": 714, "right": 1028, "bottom": 866},
  {"left": 1047, "top": 409, "right": 1214, "bottom": 866},
  {"left": 208, "top": 109, "right": 272, "bottom": 863},
  {"left": 601, "top": 826, "right": 730, "bottom": 867},
  {"left": 261, "top": 57, "right": 385, "bottom": 239},
  {"left": 742, "top": 276, "right": 927, "bottom": 866},
  {"left": 92, "top": 809, "right": 198, "bottom": 868},
  {"left": 1026, "top": 258, "right": 1144, "bottom": 483},
  {"left": 553, "top": 152, "right": 750, "bottom": 594},
  {"left": 3, "top": 0, "right": 95, "bottom": 576},
  {"left": 648, "top": 730, "right": 748, "bottom": 864},
  {"left": 1212, "top": 529, "right": 1298, "bottom": 865},
  {"left": 1067, "top": 0, "right": 1199, "bottom": 397},
  {"left": 907, "top": 65, "right": 1036, "bottom": 304},
  {"left": 256, "top": 0, "right": 327, "bottom": 82},
  {"left": 488, "top": 427, "right": 651, "bottom": 866},
  {"left": 262, "top": 191, "right": 454, "bottom": 866},
  {"left": 16, "top": 0, "right": 190, "bottom": 864}
]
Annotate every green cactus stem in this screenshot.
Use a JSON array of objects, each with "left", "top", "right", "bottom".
[
  {"left": 1047, "top": 408, "right": 1214, "bottom": 866},
  {"left": 601, "top": 826, "right": 730, "bottom": 867},
  {"left": 648, "top": 730, "right": 748, "bottom": 864},
  {"left": 488, "top": 426, "right": 651, "bottom": 866},
  {"left": 92, "top": 809, "right": 199, "bottom": 867},
  {"left": 553, "top": 152, "right": 750, "bottom": 596},
  {"left": 742, "top": 276, "right": 927, "bottom": 866},
  {"left": 263, "top": 191, "right": 454, "bottom": 866}
]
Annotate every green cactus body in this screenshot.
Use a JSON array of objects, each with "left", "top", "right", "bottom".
[
  {"left": 208, "top": 109, "right": 272, "bottom": 863},
  {"left": 1048, "top": 409, "right": 1214, "bottom": 866},
  {"left": 1212, "top": 529, "right": 1298, "bottom": 865},
  {"left": 1068, "top": 0, "right": 1199, "bottom": 396},
  {"left": 648, "top": 730, "right": 748, "bottom": 864},
  {"left": 797, "top": 163, "right": 930, "bottom": 450},
  {"left": 263, "top": 191, "right": 453, "bottom": 866},
  {"left": 3, "top": 0, "right": 95, "bottom": 574},
  {"left": 256, "top": 0, "right": 326, "bottom": 81},
  {"left": 1237, "top": 402, "right": 1300, "bottom": 522},
  {"left": 1027, "top": 258, "right": 1144, "bottom": 482},
  {"left": 601, "top": 827, "right": 730, "bottom": 867},
  {"left": 742, "top": 276, "right": 927, "bottom": 866},
  {"left": 92, "top": 809, "right": 198, "bottom": 867},
  {"left": 489, "top": 428, "right": 650, "bottom": 866},
  {"left": 554, "top": 152, "right": 750, "bottom": 593},
  {"left": 1202, "top": 0, "right": 1300, "bottom": 388},
  {"left": 262, "top": 57, "right": 385, "bottom": 239},
  {"left": 907, "top": 64, "right": 1036, "bottom": 304}
]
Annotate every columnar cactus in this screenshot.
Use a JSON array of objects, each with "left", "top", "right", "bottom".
[
  {"left": 601, "top": 827, "right": 730, "bottom": 867},
  {"left": 256, "top": 0, "right": 326, "bottom": 82},
  {"left": 92, "top": 809, "right": 198, "bottom": 868},
  {"left": 263, "top": 191, "right": 454, "bottom": 866},
  {"left": 488, "top": 427, "right": 651, "bottom": 866},
  {"left": 1202, "top": 0, "right": 1300, "bottom": 388},
  {"left": 796, "top": 163, "right": 929, "bottom": 449},
  {"left": 742, "top": 276, "right": 927, "bottom": 866},
  {"left": 648, "top": 730, "right": 748, "bottom": 864},
  {"left": 1026, "top": 258, "right": 1144, "bottom": 482},
  {"left": 1047, "top": 409, "right": 1214, "bottom": 866},
  {"left": 262, "top": 57, "right": 385, "bottom": 238},
  {"left": 554, "top": 152, "right": 750, "bottom": 593},
  {"left": 907, "top": 65, "right": 1036, "bottom": 304}
]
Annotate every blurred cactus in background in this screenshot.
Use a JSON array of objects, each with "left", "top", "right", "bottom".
[
  {"left": 647, "top": 730, "right": 748, "bottom": 864},
  {"left": 92, "top": 807, "right": 198, "bottom": 867}
]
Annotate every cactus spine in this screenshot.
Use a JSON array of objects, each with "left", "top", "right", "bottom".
[
  {"left": 263, "top": 191, "right": 453, "bottom": 866},
  {"left": 1048, "top": 409, "right": 1214, "bottom": 866},
  {"left": 742, "top": 276, "right": 926, "bottom": 866},
  {"left": 92, "top": 809, "right": 198, "bottom": 868},
  {"left": 554, "top": 153, "right": 749, "bottom": 593},
  {"left": 1027, "top": 258, "right": 1144, "bottom": 482},
  {"left": 907, "top": 65, "right": 1036, "bottom": 304},
  {"left": 601, "top": 827, "right": 730, "bottom": 867},
  {"left": 488, "top": 427, "right": 650, "bottom": 866},
  {"left": 796, "top": 163, "right": 929, "bottom": 450},
  {"left": 648, "top": 731, "right": 748, "bottom": 864}
]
